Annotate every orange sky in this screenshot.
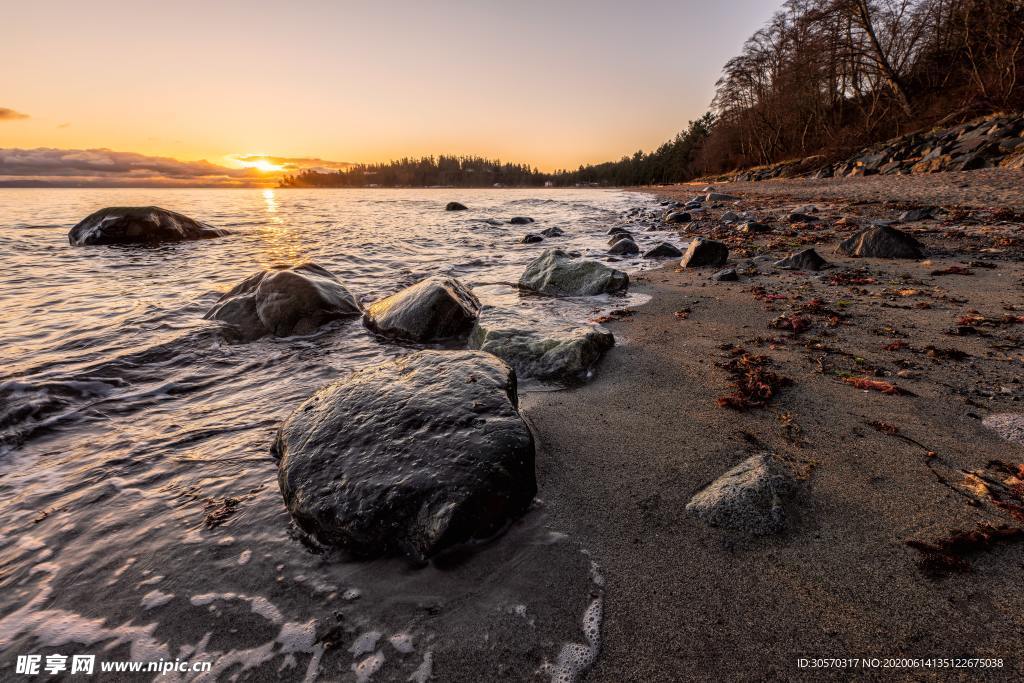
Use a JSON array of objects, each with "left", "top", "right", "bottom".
[{"left": 1, "top": 1, "right": 779, "bottom": 184}]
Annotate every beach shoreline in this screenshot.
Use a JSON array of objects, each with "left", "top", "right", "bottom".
[{"left": 522, "top": 171, "right": 1024, "bottom": 680}]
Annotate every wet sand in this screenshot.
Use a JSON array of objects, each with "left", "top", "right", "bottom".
[{"left": 521, "top": 172, "right": 1024, "bottom": 680}]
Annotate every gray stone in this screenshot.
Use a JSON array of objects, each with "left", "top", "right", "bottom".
[
  {"left": 775, "top": 248, "right": 831, "bottom": 271},
  {"left": 898, "top": 208, "right": 934, "bottom": 222},
  {"left": 643, "top": 242, "right": 683, "bottom": 259},
  {"left": 363, "top": 276, "right": 480, "bottom": 342},
  {"left": 706, "top": 192, "right": 739, "bottom": 202},
  {"left": 520, "top": 233, "right": 544, "bottom": 244},
  {"left": 685, "top": 453, "right": 796, "bottom": 535},
  {"left": 712, "top": 268, "right": 739, "bottom": 282},
  {"left": 982, "top": 413, "right": 1024, "bottom": 446},
  {"left": 540, "top": 226, "right": 564, "bottom": 237},
  {"left": 680, "top": 238, "right": 729, "bottom": 268},
  {"left": 664, "top": 211, "right": 692, "bottom": 224},
  {"left": 469, "top": 313, "right": 614, "bottom": 383},
  {"left": 608, "top": 238, "right": 639, "bottom": 255},
  {"left": 608, "top": 232, "right": 633, "bottom": 246},
  {"left": 607, "top": 226, "right": 632, "bottom": 236},
  {"left": 69, "top": 206, "right": 228, "bottom": 246},
  {"left": 273, "top": 350, "right": 536, "bottom": 561},
  {"left": 518, "top": 249, "right": 629, "bottom": 297},
  {"left": 204, "top": 263, "right": 361, "bottom": 340},
  {"left": 836, "top": 225, "right": 924, "bottom": 259}
]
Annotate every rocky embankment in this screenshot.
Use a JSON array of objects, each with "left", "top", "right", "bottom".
[{"left": 730, "top": 112, "right": 1024, "bottom": 182}]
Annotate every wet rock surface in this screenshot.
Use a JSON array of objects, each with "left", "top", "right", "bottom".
[
  {"left": 363, "top": 276, "right": 480, "bottom": 342},
  {"left": 680, "top": 237, "right": 729, "bottom": 268},
  {"left": 518, "top": 248, "right": 629, "bottom": 297},
  {"left": 204, "top": 263, "right": 361, "bottom": 340},
  {"left": 68, "top": 206, "right": 229, "bottom": 246},
  {"left": 608, "top": 237, "right": 639, "bottom": 255},
  {"left": 520, "top": 233, "right": 544, "bottom": 244},
  {"left": 509, "top": 216, "right": 534, "bottom": 224},
  {"left": 685, "top": 453, "right": 797, "bottom": 535},
  {"left": 469, "top": 311, "right": 614, "bottom": 383},
  {"left": 836, "top": 225, "right": 924, "bottom": 259},
  {"left": 643, "top": 242, "right": 683, "bottom": 259},
  {"left": 273, "top": 350, "right": 536, "bottom": 561},
  {"left": 445, "top": 202, "right": 468, "bottom": 211}
]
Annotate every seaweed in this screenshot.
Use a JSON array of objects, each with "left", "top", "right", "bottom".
[
  {"left": 930, "top": 265, "right": 972, "bottom": 276},
  {"left": 203, "top": 496, "right": 241, "bottom": 528},
  {"left": 715, "top": 348, "right": 792, "bottom": 411},
  {"left": 907, "top": 524, "right": 1024, "bottom": 577},
  {"left": 842, "top": 376, "right": 914, "bottom": 395}
]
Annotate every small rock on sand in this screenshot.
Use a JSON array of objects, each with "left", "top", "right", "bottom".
[
  {"left": 835, "top": 225, "right": 924, "bottom": 259},
  {"left": 685, "top": 453, "right": 797, "bottom": 535},
  {"left": 712, "top": 268, "right": 739, "bottom": 282},
  {"left": 775, "top": 248, "right": 831, "bottom": 271},
  {"left": 643, "top": 242, "right": 683, "bottom": 259}
]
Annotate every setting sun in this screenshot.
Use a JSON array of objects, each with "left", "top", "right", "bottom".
[{"left": 237, "top": 158, "right": 284, "bottom": 173}]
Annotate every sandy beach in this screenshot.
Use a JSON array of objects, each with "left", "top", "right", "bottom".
[{"left": 522, "top": 171, "right": 1024, "bottom": 680}]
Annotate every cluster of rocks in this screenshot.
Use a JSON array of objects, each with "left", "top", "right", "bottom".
[{"left": 728, "top": 113, "right": 1024, "bottom": 182}]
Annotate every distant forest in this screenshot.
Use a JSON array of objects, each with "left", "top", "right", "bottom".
[{"left": 282, "top": 0, "right": 1023, "bottom": 188}]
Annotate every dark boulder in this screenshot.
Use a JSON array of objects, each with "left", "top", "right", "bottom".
[
  {"left": 273, "top": 350, "right": 536, "bottom": 561},
  {"left": 608, "top": 238, "right": 639, "bottom": 255},
  {"left": 445, "top": 202, "right": 468, "bottom": 211},
  {"left": 643, "top": 242, "right": 683, "bottom": 259},
  {"left": 509, "top": 216, "right": 534, "bottom": 225},
  {"left": 519, "top": 249, "right": 629, "bottom": 296},
  {"left": 680, "top": 238, "right": 729, "bottom": 268},
  {"left": 898, "top": 207, "right": 934, "bottom": 222},
  {"left": 469, "top": 313, "right": 614, "bottom": 383},
  {"left": 69, "top": 206, "right": 228, "bottom": 246},
  {"left": 664, "top": 211, "right": 692, "bottom": 224},
  {"left": 363, "top": 276, "right": 480, "bottom": 342},
  {"left": 520, "top": 233, "right": 544, "bottom": 244},
  {"left": 204, "top": 263, "right": 361, "bottom": 340},
  {"left": 607, "top": 232, "right": 633, "bottom": 246},
  {"left": 738, "top": 222, "right": 772, "bottom": 234},
  {"left": 788, "top": 212, "right": 820, "bottom": 223},
  {"left": 540, "top": 226, "right": 564, "bottom": 238},
  {"left": 775, "top": 248, "right": 831, "bottom": 271},
  {"left": 836, "top": 225, "right": 924, "bottom": 259},
  {"left": 607, "top": 227, "right": 631, "bottom": 236}
]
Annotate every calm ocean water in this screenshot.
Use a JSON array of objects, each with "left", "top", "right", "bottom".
[{"left": 0, "top": 188, "right": 669, "bottom": 680}]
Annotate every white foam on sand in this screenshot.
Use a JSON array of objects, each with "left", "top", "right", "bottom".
[{"left": 544, "top": 558, "right": 605, "bottom": 683}]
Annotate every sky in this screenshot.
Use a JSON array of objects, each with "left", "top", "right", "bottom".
[{"left": 0, "top": 0, "right": 780, "bottom": 186}]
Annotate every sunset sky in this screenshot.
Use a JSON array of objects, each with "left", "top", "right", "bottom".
[{"left": 2, "top": 0, "right": 778, "bottom": 186}]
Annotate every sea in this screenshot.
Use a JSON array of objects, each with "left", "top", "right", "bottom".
[{"left": 0, "top": 187, "right": 671, "bottom": 681}]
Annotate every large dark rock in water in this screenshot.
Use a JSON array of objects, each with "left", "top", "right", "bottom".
[
  {"left": 680, "top": 237, "right": 729, "bottom": 268},
  {"left": 445, "top": 202, "right": 468, "bottom": 211},
  {"left": 775, "top": 248, "right": 831, "bottom": 271},
  {"left": 469, "top": 310, "right": 614, "bottom": 383},
  {"left": 509, "top": 216, "right": 534, "bottom": 225},
  {"left": 608, "top": 237, "right": 639, "bottom": 255},
  {"left": 836, "top": 225, "right": 924, "bottom": 259},
  {"left": 518, "top": 249, "right": 629, "bottom": 296},
  {"left": 204, "top": 263, "right": 361, "bottom": 340},
  {"left": 68, "top": 206, "right": 228, "bottom": 246},
  {"left": 272, "top": 350, "right": 536, "bottom": 561},
  {"left": 364, "top": 276, "right": 480, "bottom": 342}
]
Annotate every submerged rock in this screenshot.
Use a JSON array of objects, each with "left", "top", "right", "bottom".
[
  {"left": 518, "top": 249, "right": 629, "bottom": 297},
  {"left": 445, "top": 202, "right": 468, "bottom": 211},
  {"left": 607, "top": 232, "right": 633, "bottom": 246},
  {"left": 608, "top": 238, "right": 639, "bottom": 255},
  {"left": 204, "top": 263, "right": 361, "bottom": 340},
  {"left": 520, "top": 233, "right": 544, "bottom": 244},
  {"left": 469, "top": 313, "right": 614, "bottom": 382},
  {"left": 685, "top": 453, "right": 796, "bottom": 535},
  {"left": 273, "top": 350, "right": 536, "bottom": 561},
  {"left": 775, "top": 248, "right": 831, "bottom": 271},
  {"left": 643, "top": 242, "right": 683, "bottom": 259},
  {"left": 69, "top": 206, "right": 229, "bottom": 246},
  {"left": 680, "top": 237, "right": 729, "bottom": 268},
  {"left": 540, "top": 226, "right": 564, "bottom": 238},
  {"left": 363, "top": 276, "right": 480, "bottom": 342},
  {"left": 836, "top": 225, "right": 924, "bottom": 259},
  {"left": 509, "top": 216, "right": 535, "bottom": 225},
  {"left": 607, "top": 227, "right": 631, "bottom": 236}
]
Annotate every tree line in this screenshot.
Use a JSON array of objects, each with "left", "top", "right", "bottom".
[{"left": 282, "top": 0, "right": 1022, "bottom": 188}]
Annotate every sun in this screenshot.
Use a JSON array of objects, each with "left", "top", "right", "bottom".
[{"left": 232, "top": 156, "right": 285, "bottom": 173}]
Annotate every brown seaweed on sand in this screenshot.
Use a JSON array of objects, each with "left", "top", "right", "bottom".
[
  {"left": 715, "top": 346, "right": 792, "bottom": 410},
  {"left": 907, "top": 524, "right": 1024, "bottom": 577},
  {"left": 842, "top": 376, "right": 915, "bottom": 395}
]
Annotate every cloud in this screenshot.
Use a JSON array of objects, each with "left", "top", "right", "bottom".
[
  {"left": 0, "top": 108, "right": 30, "bottom": 121},
  {"left": 231, "top": 154, "right": 355, "bottom": 172},
  {"left": 0, "top": 147, "right": 271, "bottom": 188}
]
